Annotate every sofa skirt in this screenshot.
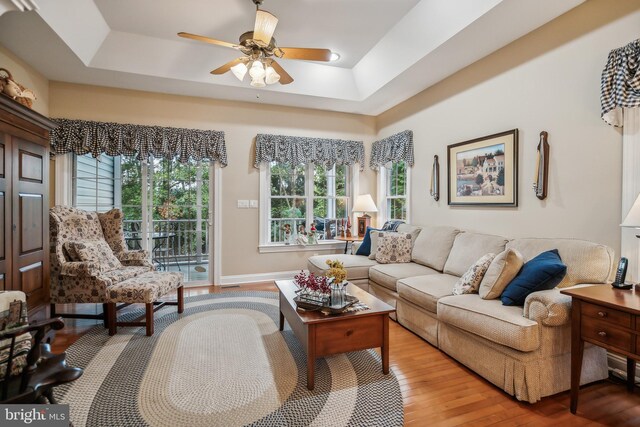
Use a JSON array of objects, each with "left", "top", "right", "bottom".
[
  {"left": 396, "top": 298, "right": 439, "bottom": 347},
  {"left": 437, "top": 322, "right": 609, "bottom": 403}
]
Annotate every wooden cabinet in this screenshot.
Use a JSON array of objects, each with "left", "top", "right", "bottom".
[{"left": 0, "top": 96, "right": 56, "bottom": 317}]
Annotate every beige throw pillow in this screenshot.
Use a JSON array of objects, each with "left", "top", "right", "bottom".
[
  {"left": 452, "top": 253, "right": 496, "bottom": 295},
  {"left": 479, "top": 248, "right": 525, "bottom": 299},
  {"left": 368, "top": 230, "right": 381, "bottom": 260},
  {"left": 375, "top": 232, "right": 413, "bottom": 264}
]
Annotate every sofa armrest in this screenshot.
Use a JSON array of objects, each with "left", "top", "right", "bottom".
[
  {"left": 523, "top": 288, "right": 573, "bottom": 327},
  {"left": 60, "top": 261, "right": 102, "bottom": 278}
]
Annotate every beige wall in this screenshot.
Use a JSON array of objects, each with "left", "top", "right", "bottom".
[
  {"left": 0, "top": 43, "right": 49, "bottom": 115},
  {"left": 49, "top": 82, "right": 377, "bottom": 277},
  {"left": 376, "top": 0, "right": 640, "bottom": 255}
]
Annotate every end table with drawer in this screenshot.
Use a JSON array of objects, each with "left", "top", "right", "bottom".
[{"left": 560, "top": 285, "right": 640, "bottom": 414}]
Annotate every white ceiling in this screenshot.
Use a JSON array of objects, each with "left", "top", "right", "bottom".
[{"left": 0, "top": 0, "right": 585, "bottom": 116}]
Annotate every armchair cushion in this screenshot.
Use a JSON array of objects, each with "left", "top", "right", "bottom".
[{"left": 64, "top": 241, "right": 122, "bottom": 273}]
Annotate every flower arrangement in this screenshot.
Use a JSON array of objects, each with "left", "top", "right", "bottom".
[
  {"left": 294, "top": 271, "right": 330, "bottom": 294},
  {"left": 325, "top": 259, "right": 347, "bottom": 284}
]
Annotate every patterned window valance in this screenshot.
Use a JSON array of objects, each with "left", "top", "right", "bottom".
[
  {"left": 50, "top": 119, "right": 228, "bottom": 166},
  {"left": 369, "top": 130, "right": 414, "bottom": 170},
  {"left": 254, "top": 134, "right": 365, "bottom": 171},
  {"left": 601, "top": 39, "right": 640, "bottom": 127}
]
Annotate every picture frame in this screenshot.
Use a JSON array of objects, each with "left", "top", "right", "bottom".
[{"left": 447, "top": 129, "right": 518, "bottom": 207}]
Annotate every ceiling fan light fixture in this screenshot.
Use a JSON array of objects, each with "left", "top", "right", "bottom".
[
  {"left": 329, "top": 52, "right": 340, "bottom": 62},
  {"left": 265, "top": 65, "right": 280, "bottom": 85},
  {"left": 250, "top": 75, "right": 266, "bottom": 88},
  {"left": 249, "top": 60, "right": 266, "bottom": 79},
  {"left": 230, "top": 62, "right": 248, "bottom": 81}
]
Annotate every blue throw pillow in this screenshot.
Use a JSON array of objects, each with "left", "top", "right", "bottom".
[
  {"left": 355, "top": 226, "right": 382, "bottom": 256},
  {"left": 501, "top": 249, "right": 567, "bottom": 306}
]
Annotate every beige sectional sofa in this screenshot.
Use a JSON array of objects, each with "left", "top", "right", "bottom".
[{"left": 307, "top": 224, "right": 616, "bottom": 403}]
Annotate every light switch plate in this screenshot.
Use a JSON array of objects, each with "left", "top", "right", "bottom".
[
  {"left": 250, "top": 200, "right": 259, "bottom": 208},
  {"left": 237, "top": 200, "right": 249, "bottom": 208}
]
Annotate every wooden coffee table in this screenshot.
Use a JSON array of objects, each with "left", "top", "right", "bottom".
[{"left": 276, "top": 280, "right": 395, "bottom": 390}]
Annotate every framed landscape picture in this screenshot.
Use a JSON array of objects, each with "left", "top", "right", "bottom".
[{"left": 447, "top": 129, "right": 518, "bottom": 207}]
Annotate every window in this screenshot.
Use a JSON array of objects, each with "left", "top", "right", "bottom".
[
  {"left": 378, "top": 161, "right": 410, "bottom": 223},
  {"left": 264, "top": 162, "right": 351, "bottom": 245}
]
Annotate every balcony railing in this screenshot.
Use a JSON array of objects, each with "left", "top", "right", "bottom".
[{"left": 123, "top": 219, "right": 209, "bottom": 263}]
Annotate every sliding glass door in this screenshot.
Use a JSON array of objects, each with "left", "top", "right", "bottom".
[{"left": 74, "top": 154, "right": 214, "bottom": 284}]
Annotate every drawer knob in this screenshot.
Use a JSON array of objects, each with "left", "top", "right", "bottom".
[
  {"left": 598, "top": 311, "right": 607, "bottom": 317},
  {"left": 598, "top": 331, "right": 607, "bottom": 337},
  {"left": 346, "top": 329, "right": 353, "bottom": 337}
]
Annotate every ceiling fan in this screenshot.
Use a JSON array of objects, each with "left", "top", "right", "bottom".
[{"left": 178, "top": 0, "right": 333, "bottom": 87}]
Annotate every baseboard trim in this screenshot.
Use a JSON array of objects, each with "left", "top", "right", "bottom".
[
  {"left": 607, "top": 352, "right": 639, "bottom": 382},
  {"left": 219, "top": 270, "right": 307, "bottom": 287}
]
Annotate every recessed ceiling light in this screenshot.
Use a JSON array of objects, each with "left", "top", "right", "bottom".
[{"left": 330, "top": 52, "right": 341, "bottom": 62}]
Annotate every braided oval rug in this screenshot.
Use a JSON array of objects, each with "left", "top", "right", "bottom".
[{"left": 54, "top": 291, "right": 404, "bottom": 427}]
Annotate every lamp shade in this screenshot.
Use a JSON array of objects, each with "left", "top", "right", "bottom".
[
  {"left": 265, "top": 65, "right": 280, "bottom": 85},
  {"left": 230, "top": 62, "right": 248, "bottom": 81},
  {"left": 250, "top": 76, "right": 266, "bottom": 88},
  {"left": 249, "top": 61, "right": 266, "bottom": 79},
  {"left": 352, "top": 194, "right": 378, "bottom": 213},
  {"left": 622, "top": 193, "right": 640, "bottom": 227}
]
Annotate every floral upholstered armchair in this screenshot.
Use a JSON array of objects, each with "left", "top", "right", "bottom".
[{"left": 49, "top": 207, "right": 154, "bottom": 308}]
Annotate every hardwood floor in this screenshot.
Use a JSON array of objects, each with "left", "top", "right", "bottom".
[{"left": 50, "top": 283, "right": 640, "bottom": 426}]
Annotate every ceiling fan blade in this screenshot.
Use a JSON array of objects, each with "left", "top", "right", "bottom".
[
  {"left": 210, "top": 58, "right": 246, "bottom": 75},
  {"left": 178, "top": 32, "right": 239, "bottom": 50},
  {"left": 277, "top": 47, "right": 332, "bottom": 62},
  {"left": 253, "top": 10, "right": 278, "bottom": 46},
  {"left": 269, "top": 60, "right": 294, "bottom": 85}
]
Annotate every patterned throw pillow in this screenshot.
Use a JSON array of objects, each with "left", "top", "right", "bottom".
[
  {"left": 65, "top": 240, "right": 123, "bottom": 272},
  {"left": 98, "top": 209, "right": 128, "bottom": 254},
  {"left": 375, "top": 232, "right": 413, "bottom": 264},
  {"left": 452, "top": 253, "right": 496, "bottom": 295}
]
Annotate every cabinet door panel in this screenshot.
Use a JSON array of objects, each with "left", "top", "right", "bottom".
[
  {"left": 19, "top": 193, "right": 43, "bottom": 254},
  {"left": 12, "top": 136, "right": 48, "bottom": 309}
]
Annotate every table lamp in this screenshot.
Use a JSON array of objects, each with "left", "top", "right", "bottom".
[
  {"left": 622, "top": 194, "right": 640, "bottom": 230},
  {"left": 352, "top": 194, "right": 378, "bottom": 237},
  {"left": 620, "top": 193, "right": 640, "bottom": 284}
]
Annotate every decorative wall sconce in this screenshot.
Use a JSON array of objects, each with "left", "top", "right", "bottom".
[
  {"left": 533, "top": 131, "right": 549, "bottom": 200},
  {"left": 430, "top": 155, "right": 440, "bottom": 201}
]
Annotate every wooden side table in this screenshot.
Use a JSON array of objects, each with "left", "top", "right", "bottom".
[
  {"left": 561, "top": 285, "right": 640, "bottom": 414},
  {"left": 334, "top": 235, "right": 364, "bottom": 254}
]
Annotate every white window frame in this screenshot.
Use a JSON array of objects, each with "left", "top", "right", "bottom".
[
  {"left": 259, "top": 163, "right": 359, "bottom": 253},
  {"left": 376, "top": 161, "right": 411, "bottom": 226}
]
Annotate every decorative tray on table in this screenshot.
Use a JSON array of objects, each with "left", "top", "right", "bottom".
[{"left": 293, "top": 294, "right": 359, "bottom": 314}]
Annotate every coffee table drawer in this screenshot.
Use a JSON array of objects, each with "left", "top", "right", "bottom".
[{"left": 314, "top": 315, "right": 383, "bottom": 356}]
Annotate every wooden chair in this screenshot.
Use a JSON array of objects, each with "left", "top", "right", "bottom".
[{"left": 0, "top": 291, "right": 82, "bottom": 403}]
